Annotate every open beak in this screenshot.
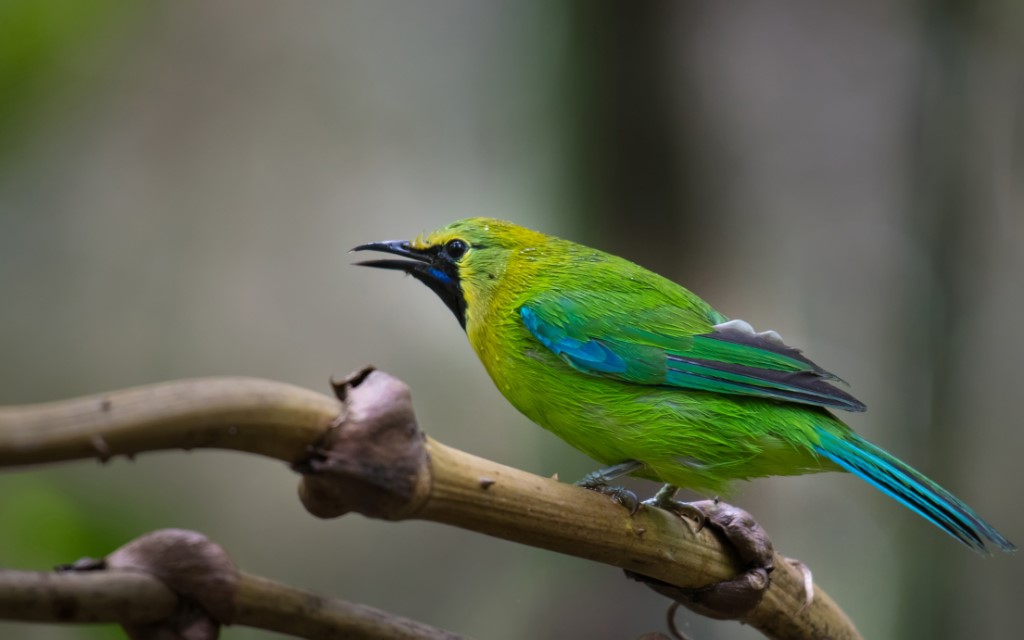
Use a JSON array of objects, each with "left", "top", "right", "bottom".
[
  {"left": 352, "top": 238, "right": 467, "bottom": 328},
  {"left": 352, "top": 240, "right": 433, "bottom": 273}
]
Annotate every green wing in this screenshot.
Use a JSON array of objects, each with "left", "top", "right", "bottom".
[{"left": 519, "top": 291, "right": 865, "bottom": 412}]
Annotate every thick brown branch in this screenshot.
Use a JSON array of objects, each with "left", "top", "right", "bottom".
[
  {"left": 0, "top": 377, "right": 338, "bottom": 467},
  {"left": 0, "top": 371, "right": 861, "bottom": 640}
]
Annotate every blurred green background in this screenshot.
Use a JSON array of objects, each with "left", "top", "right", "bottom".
[{"left": 1, "top": 1, "right": 1021, "bottom": 639}]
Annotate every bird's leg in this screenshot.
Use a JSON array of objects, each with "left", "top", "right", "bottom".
[
  {"left": 630, "top": 497, "right": 783, "bottom": 620},
  {"left": 643, "top": 484, "right": 708, "bottom": 531},
  {"left": 648, "top": 483, "right": 679, "bottom": 506},
  {"left": 575, "top": 460, "right": 644, "bottom": 514},
  {"left": 577, "top": 460, "right": 642, "bottom": 486}
]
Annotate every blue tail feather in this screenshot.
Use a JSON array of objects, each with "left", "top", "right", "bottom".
[{"left": 814, "top": 429, "right": 1015, "bottom": 555}]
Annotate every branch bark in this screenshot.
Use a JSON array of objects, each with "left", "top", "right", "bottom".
[
  {"left": 0, "top": 557, "right": 460, "bottom": 639},
  {"left": 0, "top": 370, "right": 861, "bottom": 640}
]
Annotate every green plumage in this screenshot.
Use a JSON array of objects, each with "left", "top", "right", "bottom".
[{"left": 355, "top": 217, "right": 1014, "bottom": 554}]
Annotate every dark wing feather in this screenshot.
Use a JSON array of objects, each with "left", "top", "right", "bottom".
[{"left": 520, "top": 293, "right": 865, "bottom": 412}]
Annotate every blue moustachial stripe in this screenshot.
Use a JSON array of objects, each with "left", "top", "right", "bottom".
[{"left": 428, "top": 267, "right": 451, "bottom": 284}]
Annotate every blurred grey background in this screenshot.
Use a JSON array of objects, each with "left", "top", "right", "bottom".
[{"left": 1, "top": 1, "right": 1021, "bottom": 639}]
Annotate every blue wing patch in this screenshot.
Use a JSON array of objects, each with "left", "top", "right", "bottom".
[{"left": 520, "top": 306, "right": 627, "bottom": 374}]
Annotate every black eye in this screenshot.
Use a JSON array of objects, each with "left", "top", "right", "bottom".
[{"left": 445, "top": 239, "right": 468, "bottom": 260}]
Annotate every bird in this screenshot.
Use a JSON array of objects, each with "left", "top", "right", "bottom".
[{"left": 354, "top": 217, "right": 1014, "bottom": 555}]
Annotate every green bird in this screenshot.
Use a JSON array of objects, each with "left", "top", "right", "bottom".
[{"left": 355, "top": 218, "right": 1014, "bottom": 555}]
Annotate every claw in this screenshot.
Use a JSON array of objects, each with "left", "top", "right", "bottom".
[
  {"left": 586, "top": 484, "right": 640, "bottom": 514},
  {"left": 611, "top": 487, "right": 641, "bottom": 515},
  {"left": 645, "top": 496, "right": 708, "bottom": 533},
  {"left": 575, "top": 461, "right": 644, "bottom": 514},
  {"left": 642, "top": 487, "right": 713, "bottom": 533}
]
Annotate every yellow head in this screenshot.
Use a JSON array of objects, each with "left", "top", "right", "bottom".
[{"left": 354, "top": 217, "right": 549, "bottom": 328}]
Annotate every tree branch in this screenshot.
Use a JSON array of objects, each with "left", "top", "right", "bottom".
[
  {"left": 0, "top": 370, "right": 861, "bottom": 639},
  {"left": 0, "top": 544, "right": 461, "bottom": 639}
]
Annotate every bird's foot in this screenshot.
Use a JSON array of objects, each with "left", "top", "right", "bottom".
[
  {"left": 583, "top": 484, "right": 641, "bottom": 514},
  {"left": 632, "top": 497, "right": 776, "bottom": 620},
  {"left": 641, "top": 484, "right": 709, "bottom": 531},
  {"left": 576, "top": 460, "right": 644, "bottom": 514}
]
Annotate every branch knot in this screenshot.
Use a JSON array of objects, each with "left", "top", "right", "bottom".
[{"left": 297, "top": 368, "right": 429, "bottom": 519}]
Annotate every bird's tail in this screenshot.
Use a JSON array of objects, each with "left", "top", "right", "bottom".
[{"left": 813, "top": 428, "right": 1015, "bottom": 555}]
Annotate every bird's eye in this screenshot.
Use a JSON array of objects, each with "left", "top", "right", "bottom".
[{"left": 445, "top": 239, "right": 468, "bottom": 260}]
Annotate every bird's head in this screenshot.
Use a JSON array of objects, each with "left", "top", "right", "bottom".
[{"left": 354, "top": 217, "right": 547, "bottom": 329}]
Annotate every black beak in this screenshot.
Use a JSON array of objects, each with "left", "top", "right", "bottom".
[
  {"left": 352, "top": 240, "right": 432, "bottom": 273},
  {"left": 352, "top": 239, "right": 467, "bottom": 328}
]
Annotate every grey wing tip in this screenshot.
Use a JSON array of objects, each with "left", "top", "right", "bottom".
[{"left": 832, "top": 389, "right": 867, "bottom": 412}]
